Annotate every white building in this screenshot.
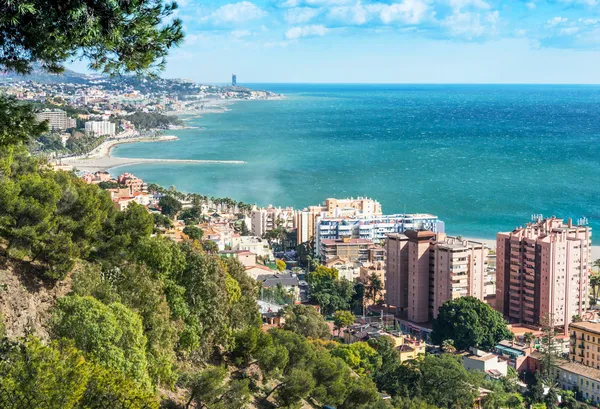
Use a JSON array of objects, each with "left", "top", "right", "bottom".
[
  {"left": 315, "top": 213, "right": 444, "bottom": 256},
  {"left": 250, "top": 206, "right": 296, "bottom": 237},
  {"left": 84, "top": 120, "right": 116, "bottom": 136},
  {"left": 36, "top": 109, "right": 76, "bottom": 131},
  {"left": 462, "top": 348, "right": 508, "bottom": 379}
]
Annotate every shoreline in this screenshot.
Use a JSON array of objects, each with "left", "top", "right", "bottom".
[{"left": 58, "top": 134, "right": 246, "bottom": 172}]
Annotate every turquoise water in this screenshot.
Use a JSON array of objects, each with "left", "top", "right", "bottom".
[{"left": 111, "top": 84, "right": 600, "bottom": 238}]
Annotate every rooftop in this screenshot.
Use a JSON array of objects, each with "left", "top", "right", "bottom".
[
  {"left": 256, "top": 273, "right": 300, "bottom": 287},
  {"left": 559, "top": 361, "right": 600, "bottom": 380},
  {"left": 321, "top": 238, "right": 374, "bottom": 245},
  {"left": 570, "top": 321, "right": 600, "bottom": 334}
]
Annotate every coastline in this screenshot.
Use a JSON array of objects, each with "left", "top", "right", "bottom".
[{"left": 58, "top": 134, "right": 246, "bottom": 172}]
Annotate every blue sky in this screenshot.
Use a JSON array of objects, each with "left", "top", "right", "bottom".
[{"left": 72, "top": 0, "right": 600, "bottom": 83}]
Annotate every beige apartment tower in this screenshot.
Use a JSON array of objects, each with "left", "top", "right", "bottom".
[
  {"left": 496, "top": 217, "right": 591, "bottom": 331},
  {"left": 385, "top": 231, "right": 488, "bottom": 323}
]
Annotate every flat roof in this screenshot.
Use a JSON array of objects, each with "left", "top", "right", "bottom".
[{"left": 570, "top": 321, "right": 600, "bottom": 335}]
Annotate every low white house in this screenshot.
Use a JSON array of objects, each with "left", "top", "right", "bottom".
[{"left": 463, "top": 348, "right": 508, "bottom": 379}]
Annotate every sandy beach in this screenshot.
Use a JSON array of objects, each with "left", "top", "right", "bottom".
[{"left": 57, "top": 134, "right": 246, "bottom": 172}]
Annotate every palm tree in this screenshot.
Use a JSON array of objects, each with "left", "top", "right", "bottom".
[
  {"left": 524, "top": 331, "right": 535, "bottom": 348},
  {"left": 441, "top": 339, "right": 456, "bottom": 354},
  {"left": 590, "top": 273, "right": 600, "bottom": 301}
]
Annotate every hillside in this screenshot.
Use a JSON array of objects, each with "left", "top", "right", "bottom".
[{"left": 0, "top": 256, "right": 71, "bottom": 340}]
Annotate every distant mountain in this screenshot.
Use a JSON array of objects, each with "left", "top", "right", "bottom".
[{"left": 0, "top": 65, "right": 98, "bottom": 84}]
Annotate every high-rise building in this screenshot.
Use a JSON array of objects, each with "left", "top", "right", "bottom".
[
  {"left": 385, "top": 232, "right": 488, "bottom": 323},
  {"left": 232, "top": 73, "right": 237, "bottom": 86},
  {"left": 495, "top": 217, "right": 591, "bottom": 332},
  {"left": 36, "top": 109, "right": 76, "bottom": 131},
  {"left": 84, "top": 120, "right": 116, "bottom": 136}
]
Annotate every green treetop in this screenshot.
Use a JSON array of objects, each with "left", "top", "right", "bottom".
[
  {"left": 431, "top": 296, "right": 512, "bottom": 351},
  {"left": 0, "top": 0, "right": 183, "bottom": 76}
]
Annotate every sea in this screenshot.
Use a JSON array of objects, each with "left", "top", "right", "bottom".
[{"left": 110, "top": 84, "right": 600, "bottom": 239}]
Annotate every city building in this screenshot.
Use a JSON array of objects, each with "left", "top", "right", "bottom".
[
  {"left": 385, "top": 232, "right": 487, "bottom": 323},
  {"left": 256, "top": 274, "right": 300, "bottom": 303},
  {"left": 84, "top": 120, "right": 116, "bottom": 136},
  {"left": 219, "top": 250, "right": 257, "bottom": 268},
  {"left": 495, "top": 217, "right": 591, "bottom": 332},
  {"left": 554, "top": 362, "right": 600, "bottom": 404},
  {"left": 232, "top": 73, "right": 237, "bottom": 86},
  {"left": 36, "top": 109, "right": 76, "bottom": 130},
  {"left": 295, "top": 197, "right": 382, "bottom": 244},
  {"left": 463, "top": 348, "right": 508, "bottom": 379},
  {"left": 315, "top": 213, "right": 444, "bottom": 256},
  {"left": 569, "top": 321, "right": 600, "bottom": 369},
  {"left": 485, "top": 251, "right": 497, "bottom": 308},
  {"left": 117, "top": 172, "right": 145, "bottom": 193},
  {"left": 319, "top": 238, "right": 374, "bottom": 264},
  {"left": 250, "top": 206, "right": 296, "bottom": 237}
]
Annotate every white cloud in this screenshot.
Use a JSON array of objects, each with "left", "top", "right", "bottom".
[
  {"left": 579, "top": 18, "right": 600, "bottom": 24},
  {"left": 515, "top": 28, "right": 527, "bottom": 36},
  {"left": 376, "top": 0, "right": 433, "bottom": 25},
  {"left": 329, "top": 2, "right": 370, "bottom": 24},
  {"left": 558, "top": 0, "right": 598, "bottom": 5},
  {"left": 547, "top": 17, "right": 568, "bottom": 27},
  {"left": 443, "top": 11, "right": 486, "bottom": 38},
  {"left": 185, "top": 33, "right": 211, "bottom": 45},
  {"left": 285, "top": 24, "right": 330, "bottom": 39},
  {"left": 211, "top": 2, "right": 266, "bottom": 23},
  {"left": 231, "top": 30, "right": 252, "bottom": 38},
  {"left": 281, "top": 0, "right": 353, "bottom": 7},
  {"left": 448, "top": 0, "right": 490, "bottom": 11},
  {"left": 525, "top": 1, "right": 536, "bottom": 9},
  {"left": 559, "top": 26, "right": 580, "bottom": 35},
  {"left": 285, "top": 7, "right": 322, "bottom": 23}
]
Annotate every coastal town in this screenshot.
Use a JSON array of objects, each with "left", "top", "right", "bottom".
[
  {"left": 1, "top": 69, "right": 600, "bottom": 408},
  {"left": 76, "top": 164, "right": 600, "bottom": 407}
]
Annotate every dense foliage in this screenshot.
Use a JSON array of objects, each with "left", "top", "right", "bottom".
[
  {"left": 121, "top": 112, "right": 183, "bottom": 130},
  {"left": 0, "top": 0, "right": 183, "bottom": 76},
  {"left": 431, "top": 296, "right": 512, "bottom": 351},
  {"left": 307, "top": 265, "right": 355, "bottom": 316}
]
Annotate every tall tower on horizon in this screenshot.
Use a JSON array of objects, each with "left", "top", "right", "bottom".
[{"left": 232, "top": 73, "right": 237, "bottom": 86}]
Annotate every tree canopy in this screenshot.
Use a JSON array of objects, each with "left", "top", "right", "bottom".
[
  {"left": 431, "top": 296, "right": 512, "bottom": 351},
  {"left": 0, "top": 0, "right": 183, "bottom": 76}
]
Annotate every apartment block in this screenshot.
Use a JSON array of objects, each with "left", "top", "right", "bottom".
[
  {"left": 250, "top": 206, "right": 296, "bottom": 237},
  {"left": 385, "top": 231, "right": 488, "bottom": 323},
  {"left": 84, "top": 120, "right": 116, "bottom": 136},
  {"left": 315, "top": 213, "right": 444, "bottom": 257},
  {"left": 319, "top": 238, "right": 374, "bottom": 264},
  {"left": 569, "top": 321, "right": 600, "bottom": 369},
  {"left": 36, "top": 109, "right": 76, "bottom": 131},
  {"left": 296, "top": 197, "right": 382, "bottom": 244},
  {"left": 495, "top": 217, "right": 591, "bottom": 330}
]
